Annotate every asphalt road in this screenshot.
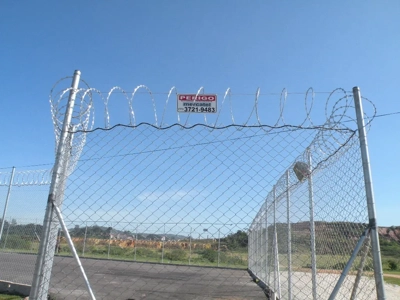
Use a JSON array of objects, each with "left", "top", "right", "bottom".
[{"left": 0, "top": 252, "right": 266, "bottom": 300}]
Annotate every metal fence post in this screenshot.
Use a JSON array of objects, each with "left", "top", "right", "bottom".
[
  {"left": 3, "top": 218, "right": 11, "bottom": 249},
  {"left": 353, "top": 87, "right": 386, "bottom": 300},
  {"left": 134, "top": 225, "right": 138, "bottom": 262},
  {"left": 286, "top": 170, "right": 292, "bottom": 300},
  {"left": 308, "top": 147, "right": 317, "bottom": 300},
  {"left": 255, "top": 224, "right": 259, "bottom": 275},
  {"left": 188, "top": 226, "right": 192, "bottom": 265},
  {"left": 261, "top": 212, "right": 266, "bottom": 278},
  {"left": 30, "top": 70, "right": 81, "bottom": 300},
  {"left": 217, "top": 228, "right": 220, "bottom": 267},
  {"left": 253, "top": 228, "right": 255, "bottom": 272},
  {"left": 273, "top": 186, "right": 281, "bottom": 299},
  {"left": 108, "top": 224, "right": 112, "bottom": 259},
  {"left": 253, "top": 227, "right": 256, "bottom": 274},
  {"left": 0, "top": 167, "right": 15, "bottom": 243},
  {"left": 265, "top": 199, "right": 269, "bottom": 286},
  {"left": 56, "top": 228, "right": 62, "bottom": 254},
  {"left": 161, "top": 224, "right": 165, "bottom": 263},
  {"left": 82, "top": 222, "right": 88, "bottom": 257}
]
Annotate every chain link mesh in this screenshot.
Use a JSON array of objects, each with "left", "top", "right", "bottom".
[
  {"left": 51, "top": 123, "right": 309, "bottom": 299},
  {"left": 0, "top": 169, "right": 51, "bottom": 285},
  {"left": 248, "top": 132, "right": 378, "bottom": 299},
  {"left": 2, "top": 80, "right": 393, "bottom": 299},
  {"left": 37, "top": 82, "right": 385, "bottom": 299}
]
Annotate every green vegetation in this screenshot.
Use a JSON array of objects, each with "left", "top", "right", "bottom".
[
  {"left": 0, "top": 293, "right": 25, "bottom": 300},
  {"left": 380, "top": 235, "right": 400, "bottom": 274},
  {"left": 165, "top": 249, "right": 187, "bottom": 261},
  {"left": 55, "top": 245, "right": 248, "bottom": 268},
  {"left": 388, "top": 260, "right": 398, "bottom": 271},
  {"left": 380, "top": 237, "right": 400, "bottom": 258},
  {"left": 1, "top": 220, "right": 399, "bottom": 281},
  {"left": 221, "top": 230, "right": 248, "bottom": 250},
  {"left": 382, "top": 258, "right": 400, "bottom": 271},
  {"left": 383, "top": 275, "right": 400, "bottom": 286},
  {"left": 41, "top": 229, "right": 250, "bottom": 267}
]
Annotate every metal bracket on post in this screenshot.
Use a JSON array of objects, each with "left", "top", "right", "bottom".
[
  {"left": 353, "top": 87, "right": 386, "bottom": 300},
  {"left": 30, "top": 70, "right": 81, "bottom": 300}
]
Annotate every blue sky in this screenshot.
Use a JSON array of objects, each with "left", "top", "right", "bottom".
[{"left": 1, "top": 1, "right": 400, "bottom": 228}]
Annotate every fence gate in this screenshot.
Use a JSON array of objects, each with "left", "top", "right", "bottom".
[{"left": 24, "top": 71, "right": 386, "bottom": 300}]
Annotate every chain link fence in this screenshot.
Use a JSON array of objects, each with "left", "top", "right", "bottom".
[
  {"left": 248, "top": 130, "right": 379, "bottom": 299},
  {"left": 48, "top": 122, "right": 297, "bottom": 299},
  {"left": 0, "top": 168, "right": 51, "bottom": 286},
  {"left": 1, "top": 72, "right": 393, "bottom": 299}
]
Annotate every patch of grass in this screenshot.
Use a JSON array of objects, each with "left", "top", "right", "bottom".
[
  {"left": 6, "top": 237, "right": 399, "bottom": 273},
  {"left": 54, "top": 244, "right": 249, "bottom": 268},
  {"left": 383, "top": 276, "right": 400, "bottom": 286},
  {"left": 383, "top": 270, "right": 400, "bottom": 275},
  {"left": 0, "top": 293, "right": 24, "bottom": 300},
  {"left": 165, "top": 249, "right": 187, "bottom": 261}
]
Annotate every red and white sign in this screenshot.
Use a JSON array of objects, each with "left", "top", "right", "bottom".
[{"left": 177, "top": 94, "right": 217, "bottom": 113}]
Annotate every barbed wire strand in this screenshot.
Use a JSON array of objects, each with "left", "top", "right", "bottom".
[{"left": 1, "top": 110, "right": 398, "bottom": 171}]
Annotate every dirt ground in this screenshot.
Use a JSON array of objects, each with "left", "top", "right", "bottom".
[{"left": 383, "top": 273, "right": 400, "bottom": 279}]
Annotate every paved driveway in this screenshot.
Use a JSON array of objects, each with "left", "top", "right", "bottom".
[{"left": 0, "top": 252, "right": 265, "bottom": 300}]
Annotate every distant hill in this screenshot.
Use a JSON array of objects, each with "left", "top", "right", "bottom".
[
  {"left": 67, "top": 225, "right": 188, "bottom": 241},
  {"left": 265, "top": 221, "right": 400, "bottom": 257},
  {"left": 1, "top": 219, "right": 399, "bottom": 249},
  {"left": 378, "top": 226, "right": 400, "bottom": 242}
]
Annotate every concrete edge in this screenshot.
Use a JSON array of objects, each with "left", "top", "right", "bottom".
[{"left": 0, "top": 280, "right": 30, "bottom": 297}]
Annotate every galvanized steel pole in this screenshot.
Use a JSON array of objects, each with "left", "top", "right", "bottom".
[
  {"left": 353, "top": 86, "right": 386, "bottom": 300},
  {"left": 308, "top": 148, "right": 317, "bottom": 300},
  {"left": 286, "top": 170, "right": 292, "bottom": 300},
  {"left": 217, "top": 228, "right": 221, "bottom": 267},
  {"left": 0, "top": 167, "right": 15, "bottom": 243},
  {"left": 82, "top": 222, "right": 88, "bottom": 257},
  {"left": 189, "top": 227, "right": 192, "bottom": 265},
  {"left": 273, "top": 186, "right": 281, "bottom": 298},
  {"left": 30, "top": 70, "right": 81, "bottom": 300},
  {"left": 265, "top": 198, "right": 269, "bottom": 285},
  {"left": 3, "top": 220, "right": 11, "bottom": 249},
  {"left": 134, "top": 225, "right": 138, "bottom": 262},
  {"left": 108, "top": 223, "right": 112, "bottom": 259}
]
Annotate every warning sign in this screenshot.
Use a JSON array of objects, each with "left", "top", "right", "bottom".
[{"left": 177, "top": 94, "right": 217, "bottom": 113}]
